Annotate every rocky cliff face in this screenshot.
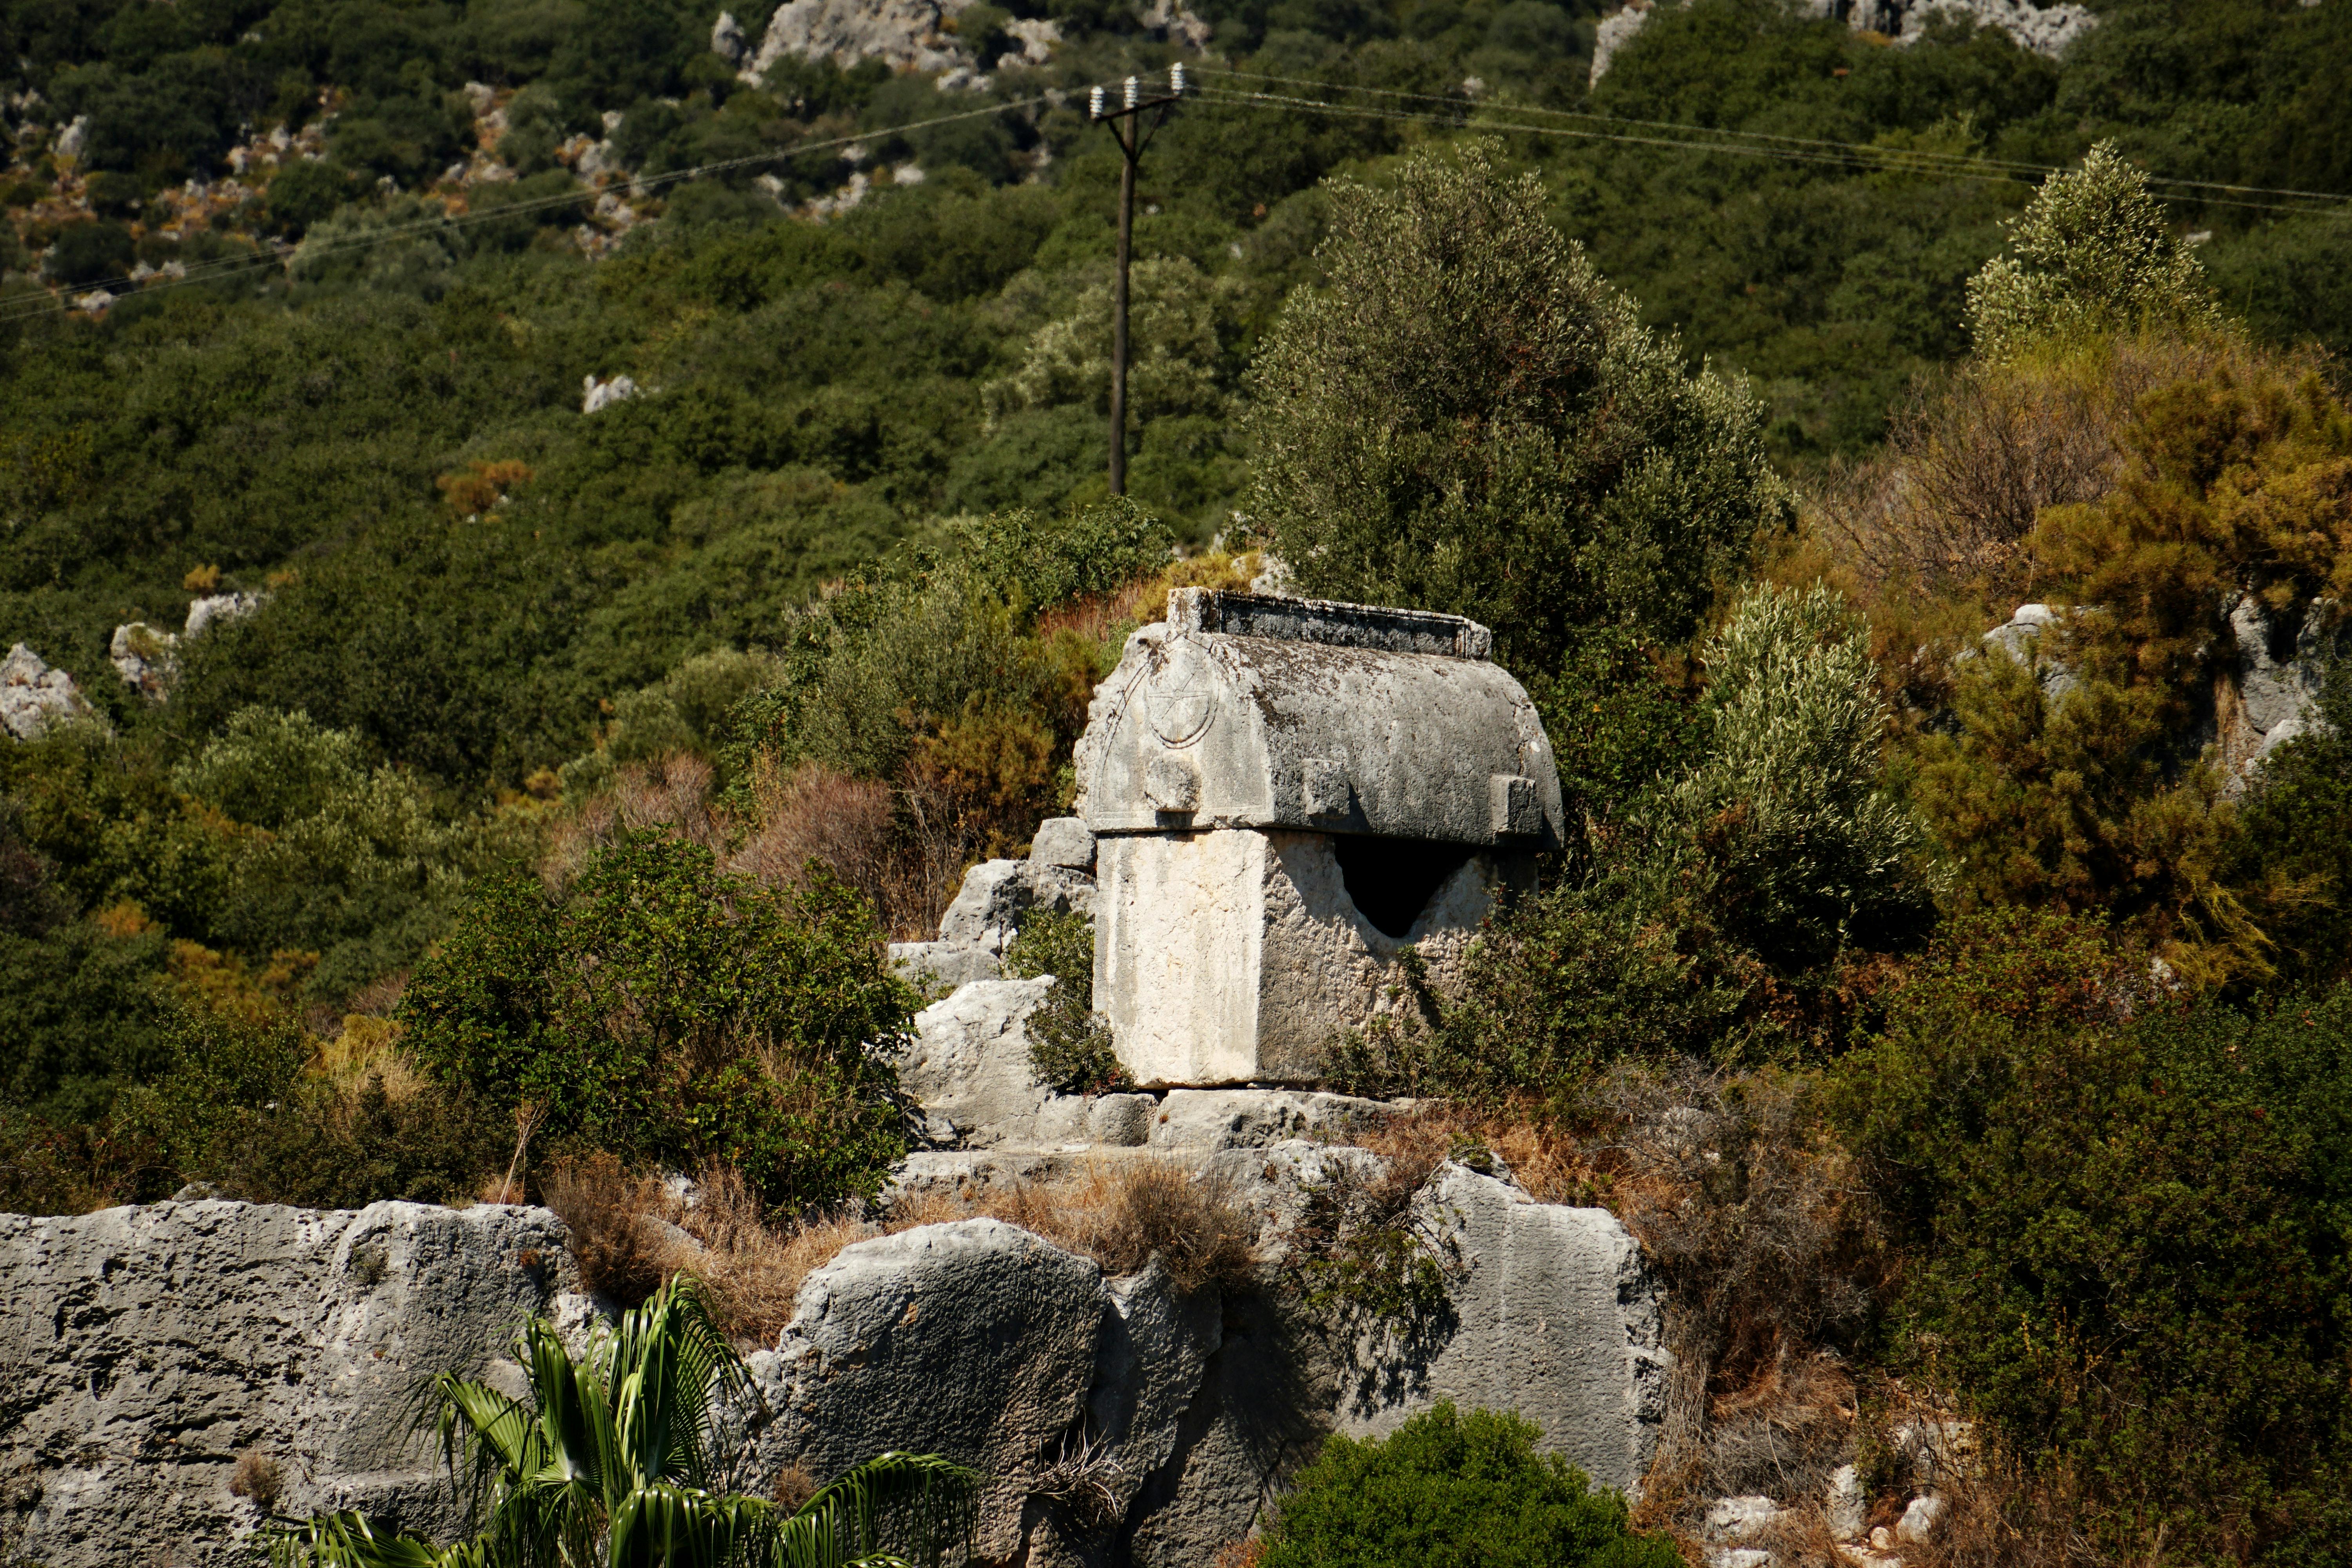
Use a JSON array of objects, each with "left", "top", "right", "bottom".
[
  {"left": 1592, "top": 0, "right": 2096, "bottom": 82},
  {"left": 0, "top": 1200, "right": 597, "bottom": 1568}
]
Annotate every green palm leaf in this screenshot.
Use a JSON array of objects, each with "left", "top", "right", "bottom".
[{"left": 273, "top": 1276, "right": 979, "bottom": 1568}]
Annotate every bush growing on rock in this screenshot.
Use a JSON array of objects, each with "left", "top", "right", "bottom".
[
  {"left": 1256, "top": 1402, "right": 1680, "bottom": 1568},
  {"left": 398, "top": 831, "right": 915, "bottom": 1211}
]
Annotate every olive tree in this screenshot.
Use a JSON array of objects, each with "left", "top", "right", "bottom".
[
  {"left": 1966, "top": 141, "right": 2223, "bottom": 364},
  {"left": 1245, "top": 139, "right": 1791, "bottom": 671}
]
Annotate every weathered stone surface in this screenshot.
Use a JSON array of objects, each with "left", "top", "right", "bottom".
[
  {"left": 1074, "top": 590, "right": 1561, "bottom": 849},
  {"left": 1978, "top": 602, "right": 2081, "bottom": 702},
  {"left": 1594, "top": 0, "right": 2092, "bottom": 82},
  {"left": 1331, "top": 1164, "right": 1671, "bottom": 1499},
  {"left": 1088, "top": 1260, "right": 1223, "bottom": 1518},
  {"left": 889, "top": 938, "right": 1003, "bottom": 990},
  {"left": 2, "top": 643, "right": 91, "bottom": 740},
  {"left": 1074, "top": 589, "right": 1559, "bottom": 1088},
  {"left": 1031, "top": 816, "right": 1100, "bottom": 872},
  {"left": 895, "top": 978, "right": 1054, "bottom": 1147},
  {"left": 750, "top": 1220, "right": 1105, "bottom": 1559},
  {"left": 1095, "top": 828, "right": 1517, "bottom": 1086},
  {"left": 1088, "top": 1093, "right": 1156, "bottom": 1147},
  {"left": 939, "top": 857, "right": 1094, "bottom": 952},
  {"left": 744, "top": 0, "right": 978, "bottom": 78},
  {"left": 1150, "top": 1088, "right": 1410, "bottom": 1151},
  {"left": 0, "top": 1200, "right": 590, "bottom": 1568},
  {"left": 183, "top": 592, "right": 262, "bottom": 639},
  {"left": 1121, "top": 1288, "right": 1330, "bottom": 1568},
  {"left": 108, "top": 622, "right": 177, "bottom": 699}
]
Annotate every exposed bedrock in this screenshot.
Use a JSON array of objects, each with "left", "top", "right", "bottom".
[{"left": 0, "top": 1200, "right": 593, "bottom": 1568}]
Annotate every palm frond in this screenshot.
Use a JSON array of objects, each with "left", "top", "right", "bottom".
[
  {"left": 269, "top": 1510, "right": 493, "bottom": 1568},
  {"left": 773, "top": 1452, "right": 978, "bottom": 1568}
]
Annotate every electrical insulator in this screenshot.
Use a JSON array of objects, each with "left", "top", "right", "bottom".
[
  {"left": 1124, "top": 75, "right": 1139, "bottom": 109},
  {"left": 1170, "top": 62, "right": 1185, "bottom": 94},
  {"left": 1089, "top": 84, "right": 1104, "bottom": 118}
]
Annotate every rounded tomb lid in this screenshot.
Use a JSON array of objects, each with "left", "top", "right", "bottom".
[{"left": 1071, "top": 588, "right": 1566, "bottom": 848}]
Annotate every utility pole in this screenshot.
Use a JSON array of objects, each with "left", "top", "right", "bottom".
[{"left": 1089, "top": 66, "right": 1186, "bottom": 497}]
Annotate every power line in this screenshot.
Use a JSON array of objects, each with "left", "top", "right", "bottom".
[
  {"left": 1187, "top": 79, "right": 2352, "bottom": 220},
  {"left": 1194, "top": 64, "right": 2352, "bottom": 207},
  {"left": 0, "top": 95, "right": 1053, "bottom": 324}
]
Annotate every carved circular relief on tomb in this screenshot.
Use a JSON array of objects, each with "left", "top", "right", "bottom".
[{"left": 1146, "top": 643, "right": 1214, "bottom": 748}]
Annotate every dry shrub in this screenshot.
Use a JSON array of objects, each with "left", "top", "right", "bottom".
[
  {"left": 229, "top": 1449, "right": 283, "bottom": 1512},
  {"left": 771, "top": 1463, "right": 820, "bottom": 1510},
  {"left": 987, "top": 1160, "right": 1256, "bottom": 1296},
  {"left": 1584, "top": 1063, "right": 1884, "bottom": 1528},
  {"left": 1900, "top": 1442, "right": 2112, "bottom": 1568},
  {"left": 544, "top": 753, "right": 729, "bottom": 889},
  {"left": 1209, "top": 1539, "right": 1267, "bottom": 1568},
  {"left": 679, "top": 1168, "right": 886, "bottom": 1346},
  {"left": 1029, "top": 548, "right": 1263, "bottom": 646},
  {"left": 731, "top": 759, "right": 902, "bottom": 920},
  {"left": 540, "top": 1152, "right": 680, "bottom": 1306},
  {"left": 1353, "top": 1099, "right": 1605, "bottom": 1207},
  {"left": 1817, "top": 335, "right": 2275, "bottom": 620}
]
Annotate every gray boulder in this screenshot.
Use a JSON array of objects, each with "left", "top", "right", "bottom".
[
  {"left": 0, "top": 1200, "right": 594, "bottom": 1568},
  {"left": 1330, "top": 1163, "right": 1671, "bottom": 1499},
  {"left": 108, "top": 622, "right": 177, "bottom": 700},
  {"left": 749, "top": 1220, "right": 1105, "bottom": 1559},
  {"left": 938, "top": 857, "right": 1094, "bottom": 953},
  {"left": 895, "top": 977, "right": 1055, "bottom": 1147},
  {"left": 1150, "top": 1088, "right": 1412, "bottom": 1152}
]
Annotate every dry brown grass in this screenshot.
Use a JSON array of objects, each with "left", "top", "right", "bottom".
[
  {"left": 541, "top": 1154, "right": 1258, "bottom": 1347},
  {"left": 731, "top": 759, "right": 902, "bottom": 917},
  {"left": 982, "top": 1159, "right": 1256, "bottom": 1296},
  {"left": 228, "top": 1450, "right": 284, "bottom": 1512},
  {"left": 541, "top": 1152, "right": 677, "bottom": 1306}
]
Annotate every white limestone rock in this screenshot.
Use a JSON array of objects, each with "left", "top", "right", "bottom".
[
  {"left": 712, "top": 9, "right": 748, "bottom": 61},
  {"left": 1149, "top": 1087, "right": 1412, "bottom": 1151},
  {"left": 0, "top": 1200, "right": 595, "bottom": 1568},
  {"left": 1094, "top": 827, "right": 1512, "bottom": 1086},
  {"left": 1, "top": 643, "right": 91, "bottom": 739},
  {"left": 895, "top": 977, "right": 1056, "bottom": 1147},
  {"left": 184, "top": 591, "right": 263, "bottom": 639},
  {"left": 744, "top": 0, "right": 979, "bottom": 78},
  {"left": 1030, "top": 815, "right": 1098, "bottom": 872}
]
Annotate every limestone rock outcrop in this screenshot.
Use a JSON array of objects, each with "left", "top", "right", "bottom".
[
  {"left": 890, "top": 822, "right": 1097, "bottom": 991},
  {"left": 895, "top": 976, "right": 1058, "bottom": 1146},
  {"left": 1592, "top": 0, "right": 2095, "bottom": 83},
  {"left": 1329, "top": 1163, "right": 1671, "bottom": 1499},
  {"left": 0, "top": 1200, "right": 596, "bottom": 1568},
  {"left": 1, "top": 643, "right": 91, "bottom": 740},
  {"left": 749, "top": 1220, "right": 1109, "bottom": 1559}
]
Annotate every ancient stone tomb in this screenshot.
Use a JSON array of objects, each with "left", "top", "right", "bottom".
[{"left": 1074, "top": 588, "right": 1565, "bottom": 1087}]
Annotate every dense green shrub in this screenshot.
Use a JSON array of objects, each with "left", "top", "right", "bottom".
[
  {"left": 1259, "top": 1403, "right": 1680, "bottom": 1568},
  {"left": 1676, "top": 583, "right": 1935, "bottom": 967},
  {"left": 2236, "top": 656, "right": 2352, "bottom": 989},
  {"left": 1247, "top": 138, "right": 1790, "bottom": 674},
  {"left": 1002, "top": 907, "right": 1127, "bottom": 1094},
  {"left": 1966, "top": 142, "right": 2221, "bottom": 363},
  {"left": 397, "top": 832, "right": 916, "bottom": 1210},
  {"left": 1833, "top": 912, "right": 2352, "bottom": 1560}
]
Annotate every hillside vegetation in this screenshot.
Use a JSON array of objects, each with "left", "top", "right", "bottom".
[{"left": 6, "top": 0, "right": 2352, "bottom": 1561}]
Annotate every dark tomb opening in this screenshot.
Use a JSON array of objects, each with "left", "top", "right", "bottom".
[{"left": 1331, "top": 836, "right": 1472, "bottom": 939}]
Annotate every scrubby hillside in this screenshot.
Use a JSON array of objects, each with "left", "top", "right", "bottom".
[{"left": 6, "top": 0, "right": 2352, "bottom": 1562}]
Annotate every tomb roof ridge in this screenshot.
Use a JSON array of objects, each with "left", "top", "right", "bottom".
[{"left": 1167, "top": 587, "right": 1493, "bottom": 661}]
